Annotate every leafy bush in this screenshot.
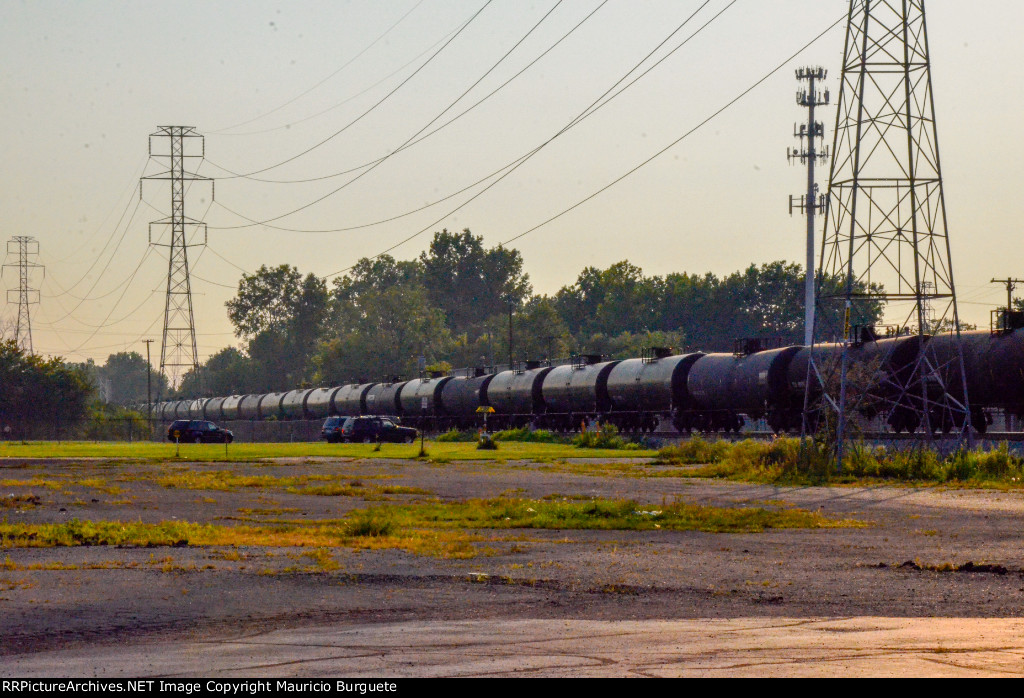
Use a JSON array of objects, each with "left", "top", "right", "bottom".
[
  {"left": 573, "top": 423, "right": 633, "bottom": 450},
  {"left": 664, "top": 434, "right": 1024, "bottom": 486},
  {"left": 436, "top": 429, "right": 476, "bottom": 443},
  {"left": 656, "top": 437, "right": 730, "bottom": 465},
  {"left": 493, "top": 427, "right": 565, "bottom": 444}
]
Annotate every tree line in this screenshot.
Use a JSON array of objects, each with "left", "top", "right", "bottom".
[{"left": 0, "top": 340, "right": 94, "bottom": 437}]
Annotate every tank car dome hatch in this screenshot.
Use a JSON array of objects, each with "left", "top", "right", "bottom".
[
  {"left": 541, "top": 360, "right": 621, "bottom": 415},
  {"left": 486, "top": 365, "right": 555, "bottom": 416},
  {"left": 441, "top": 373, "right": 495, "bottom": 417},
  {"left": 220, "top": 395, "right": 244, "bottom": 421},
  {"left": 606, "top": 353, "right": 704, "bottom": 414},
  {"left": 365, "top": 382, "right": 408, "bottom": 416},
  {"left": 237, "top": 394, "right": 262, "bottom": 421},
  {"left": 257, "top": 392, "right": 288, "bottom": 420},
  {"left": 333, "top": 383, "right": 376, "bottom": 416},
  {"left": 305, "top": 387, "right": 342, "bottom": 419},
  {"left": 204, "top": 396, "right": 227, "bottom": 421},
  {"left": 281, "top": 389, "right": 315, "bottom": 420},
  {"left": 400, "top": 376, "right": 453, "bottom": 415}
]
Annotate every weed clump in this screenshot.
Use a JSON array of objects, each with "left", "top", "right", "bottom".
[
  {"left": 656, "top": 437, "right": 730, "bottom": 465},
  {"left": 573, "top": 423, "right": 638, "bottom": 450},
  {"left": 345, "top": 510, "right": 396, "bottom": 538},
  {"left": 436, "top": 429, "right": 477, "bottom": 443},
  {"left": 662, "top": 436, "right": 1024, "bottom": 486},
  {"left": 493, "top": 427, "right": 565, "bottom": 444}
]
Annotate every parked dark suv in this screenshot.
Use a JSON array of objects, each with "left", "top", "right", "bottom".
[
  {"left": 168, "top": 420, "right": 234, "bottom": 444},
  {"left": 340, "top": 416, "right": 417, "bottom": 443},
  {"left": 321, "top": 416, "right": 345, "bottom": 443}
]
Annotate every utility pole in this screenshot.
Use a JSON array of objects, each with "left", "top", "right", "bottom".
[
  {"left": 2, "top": 236, "right": 43, "bottom": 354},
  {"left": 143, "top": 339, "right": 154, "bottom": 439},
  {"left": 811, "top": 0, "right": 972, "bottom": 467},
  {"left": 507, "top": 297, "right": 514, "bottom": 369},
  {"left": 140, "top": 126, "right": 213, "bottom": 389},
  {"left": 789, "top": 68, "right": 830, "bottom": 347},
  {"left": 990, "top": 278, "right": 1024, "bottom": 314}
]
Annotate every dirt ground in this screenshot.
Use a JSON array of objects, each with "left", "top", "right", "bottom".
[{"left": 1, "top": 455, "right": 1023, "bottom": 676}]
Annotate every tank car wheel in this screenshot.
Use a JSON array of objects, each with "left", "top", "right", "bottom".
[{"left": 193, "top": 436, "right": 202, "bottom": 444}]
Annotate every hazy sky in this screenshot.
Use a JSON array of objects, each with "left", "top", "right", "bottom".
[{"left": 2, "top": 0, "right": 1022, "bottom": 365}]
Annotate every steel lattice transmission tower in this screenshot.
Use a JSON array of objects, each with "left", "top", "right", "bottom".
[
  {"left": 140, "top": 126, "right": 212, "bottom": 389},
  {"left": 808, "top": 0, "right": 972, "bottom": 463},
  {"left": 2, "top": 236, "right": 43, "bottom": 354}
]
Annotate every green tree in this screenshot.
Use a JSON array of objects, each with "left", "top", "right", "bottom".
[
  {"left": 0, "top": 341, "right": 92, "bottom": 438},
  {"left": 225, "top": 264, "right": 330, "bottom": 388},
  {"left": 315, "top": 283, "right": 451, "bottom": 384},
  {"left": 94, "top": 351, "right": 167, "bottom": 405},
  {"left": 555, "top": 261, "right": 660, "bottom": 338},
  {"left": 176, "top": 347, "right": 254, "bottom": 397},
  {"left": 419, "top": 229, "right": 531, "bottom": 339}
]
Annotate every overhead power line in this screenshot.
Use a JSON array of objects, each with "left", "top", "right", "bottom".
[
  {"left": 323, "top": 0, "right": 733, "bottom": 276},
  {"left": 209, "top": 0, "right": 569, "bottom": 229},
  {"left": 499, "top": 13, "right": 847, "bottom": 249},
  {"left": 211, "top": 0, "right": 495, "bottom": 180},
  {"left": 217, "top": 0, "right": 717, "bottom": 237},
  {"left": 208, "top": 0, "right": 429, "bottom": 135}
]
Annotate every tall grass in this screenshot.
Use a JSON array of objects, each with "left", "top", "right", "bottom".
[
  {"left": 658, "top": 437, "right": 1024, "bottom": 485},
  {"left": 572, "top": 423, "right": 640, "bottom": 451}
]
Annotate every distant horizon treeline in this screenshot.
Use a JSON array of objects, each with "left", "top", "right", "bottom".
[{"left": 79, "top": 229, "right": 883, "bottom": 403}]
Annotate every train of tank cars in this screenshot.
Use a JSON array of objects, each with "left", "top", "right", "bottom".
[{"left": 148, "top": 328, "right": 1024, "bottom": 437}]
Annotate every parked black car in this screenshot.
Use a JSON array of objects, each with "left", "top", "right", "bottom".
[
  {"left": 167, "top": 419, "right": 234, "bottom": 444},
  {"left": 321, "top": 416, "right": 345, "bottom": 443},
  {"left": 340, "top": 416, "right": 417, "bottom": 443}
]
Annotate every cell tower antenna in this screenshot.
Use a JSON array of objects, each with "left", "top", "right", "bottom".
[
  {"left": 788, "top": 67, "right": 830, "bottom": 346},
  {"left": 807, "top": 0, "right": 972, "bottom": 466},
  {"left": 140, "top": 126, "right": 213, "bottom": 389},
  {"left": 3, "top": 236, "right": 44, "bottom": 354}
]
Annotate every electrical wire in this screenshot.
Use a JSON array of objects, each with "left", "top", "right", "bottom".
[
  {"left": 208, "top": 0, "right": 566, "bottom": 230},
  {"left": 203, "top": 245, "right": 251, "bottom": 274},
  {"left": 208, "top": 0, "right": 428, "bottom": 135},
  {"left": 45, "top": 193, "right": 142, "bottom": 300},
  {"left": 322, "top": 0, "right": 730, "bottom": 275},
  {"left": 206, "top": 0, "right": 582, "bottom": 188},
  {"left": 36, "top": 247, "right": 156, "bottom": 329},
  {"left": 499, "top": 13, "right": 847, "bottom": 248},
  {"left": 215, "top": 0, "right": 712, "bottom": 236},
  {"left": 45, "top": 157, "right": 149, "bottom": 265},
  {"left": 211, "top": 0, "right": 494, "bottom": 180}
]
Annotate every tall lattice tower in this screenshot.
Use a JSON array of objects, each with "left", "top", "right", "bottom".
[
  {"left": 140, "top": 126, "right": 212, "bottom": 389},
  {"left": 808, "top": 0, "right": 971, "bottom": 462},
  {"left": 3, "top": 236, "right": 43, "bottom": 354}
]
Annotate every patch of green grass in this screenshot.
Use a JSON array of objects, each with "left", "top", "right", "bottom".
[
  {"left": 0, "top": 440, "right": 657, "bottom": 463},
  {"left": 151, "top": 470, "right": 430, "bottom": 497},
  {"left": 493, "top": 427, "right": 567, "bottom": 444},
  {"left": 367, "top": 497, "right": 861, "bottom": 533},
  {"left": 657, "top": 438, "right": 1024, "bottom": 488},
  {"left": 572, "top": 424, "right": 639, "bottom": 451},
  {"left": 0, "top": 517, "right": 486, "bottom": 559},
  {"left": 656, "top": 437, "right": 732, "bottom": 465}
]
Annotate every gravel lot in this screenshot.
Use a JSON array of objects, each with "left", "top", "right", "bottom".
[{"left": 2, "top": 455, "right": 1023, "bottom": 675}]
